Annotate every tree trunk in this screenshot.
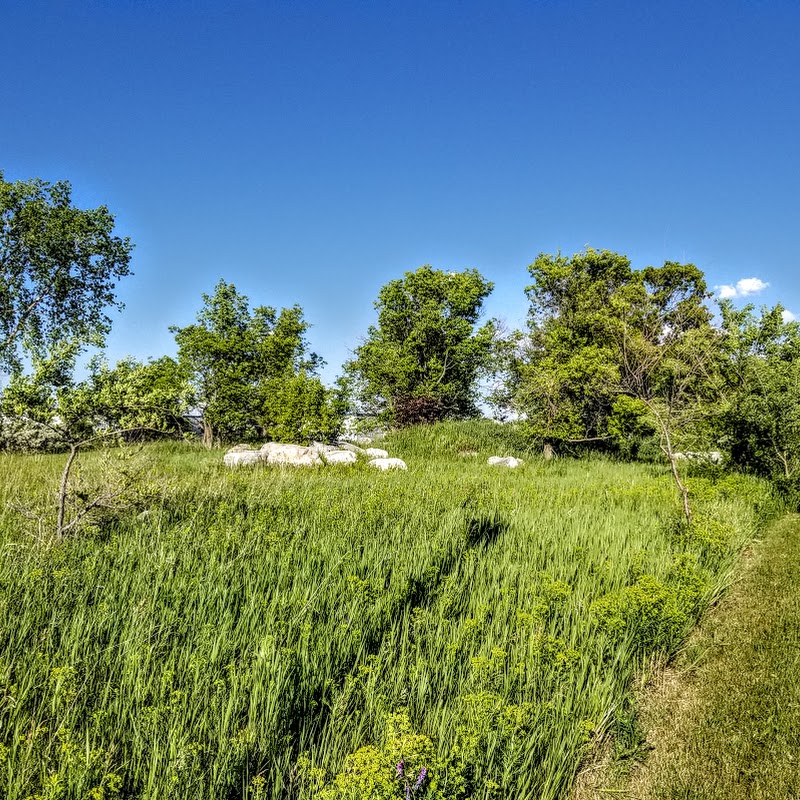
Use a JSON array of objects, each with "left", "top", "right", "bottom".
[
  {"left": 642, "top": 399, "right": 693, "bottom": 524},
  {"left": 665, "top": 448, "right": 693, "bottom": 525},
  {"left": 56, "top": 444, "right": 79, "bottom": 540},
  {"left": 202, "top": 418, "right": 214, "bottom": 449}
]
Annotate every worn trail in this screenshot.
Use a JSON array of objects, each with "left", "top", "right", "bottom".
[{"left": 578, "top": 513, "right": 800, "bottom": 800}]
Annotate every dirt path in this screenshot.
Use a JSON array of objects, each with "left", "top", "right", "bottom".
[{"left": 576, "top": 514, "right": 800, "bottom": 800}]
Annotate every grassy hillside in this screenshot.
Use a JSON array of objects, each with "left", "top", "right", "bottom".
[{"left": 0, "top": 422, "right": 776, "bottom": 800}]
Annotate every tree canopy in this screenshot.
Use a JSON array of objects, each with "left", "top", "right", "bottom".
[
  {"left": 516, "top": 249, "right": 721, "bottom": 519},
  {"left": 0, "top": 172, "right": 133, "bottom": 371},
  {"left": 171, "top": 280, "right": 336, "bottom": 445},
  {"left": 718, "top": 302, "right": 800, "bottom": 491},
  {"left": 346, "top": 265, "right": 497, "bottom": 425},
  {"left": 518, "top": 249, "right": 715, "bottom": 444}
]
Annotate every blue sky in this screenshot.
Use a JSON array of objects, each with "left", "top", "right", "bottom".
[{"left": 3, "top": 0, "right": 798, "bottom": 383}]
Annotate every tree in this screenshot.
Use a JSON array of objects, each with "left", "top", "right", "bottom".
[
  {"left": 718, "top": 302, "right": 800, "bottom": 502},
  {"left": 345, "top": 266, "right": 497, "bottom": 425},
  {"left": 260, "top": 371, "right": 346, "bottom": 444},
  {"left": 0, "top": 343, "right": 171, "bottom": 540},
  {"left": 171, "top": 280, "right": 330, "bottom": 446},
  {"left": 0, "top": 172, "right": 133, "bottom": 371},
  {"left": 518, "top": 249, "right": 721, "bottom": 521},
  {"left": 88, "top": 355, "right": 194, "bottom": 436}
]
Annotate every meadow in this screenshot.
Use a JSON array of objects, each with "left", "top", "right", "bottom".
[{"left": 0, "top": 422, "right": 776, "bottom": 800}]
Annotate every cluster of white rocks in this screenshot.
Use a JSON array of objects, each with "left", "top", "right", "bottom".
[
  {"left": 673, "top": 451, "right": 723, "bottom": 464},
  {"left": 223, "top": 441, "right": 407, "bottom": 471},
  {"left": 224, "top": 441, "right": 525, "bottom": 472}
]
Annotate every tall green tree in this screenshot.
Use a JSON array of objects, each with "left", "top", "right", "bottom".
[
  {"left": 519, "top": 249, "right": 720, "bottom": 520},
  {"left": 346, "top": 265, "right": 497, "bottom": 425},
  {"left": 171, "top": 281, "right": 328, "bottom": 446},
  {"left": 718, "top": 302, "right": 800, "bottom": 501},
  {"left": 0, "top": 172, "right": 133, "bottom": 371}
]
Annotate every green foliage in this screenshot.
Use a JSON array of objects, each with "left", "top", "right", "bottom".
[
  {"left": 346, "top": 266, "right": 497, "bottom": 424},
  {"left": 313, "top": 712, "right": 438, "bottom": 800},
  {"left": 0, "top": 348, "right": 192, "bottom": 450},
  {"left": 0, "top": 341, "right": 102, "bottom": 448},
  {"left": 0, "top": 172, "right": 133, "bottom": 372},
  {"left": 517, "top": 248, "right": 718, "bottom": 455},
  {"left": 171, "top": 280, "right": 337, "bottom": 445},
  {"left": 592, "top": 565, "right": 706, "bottom": 656},
  {"left": 259, "top": 371, "right": 345, "bottom": 443},
  {"left": 607, "top": 396, "right": 658, "bottom": 460},
  {"left": 718, "top": 302, "right": 800, "bottom": 491},
  {"left": 88, "top": 356, "right": 194, "bottom": 437}
]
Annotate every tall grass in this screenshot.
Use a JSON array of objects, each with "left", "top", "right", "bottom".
[{"left": 0, "top": 422, "right": 773, "bottom": 799}]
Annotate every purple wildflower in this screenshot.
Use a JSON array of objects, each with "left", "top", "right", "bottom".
[
  {"left": 406, "top": 784, "right": 411, "bottom": 800},
  {"left": 396, "top": 760, "right": 405, "bottom": 779},
  {"left": 414, "top": 767, "right": 428, "bottom": 792}
]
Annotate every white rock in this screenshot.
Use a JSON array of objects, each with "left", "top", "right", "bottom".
[
  {"left": 365, "top": 448, "right": 389, "bottom": 458},
  {"left": 259, "top": 442, "right": 323, "bottom": 467},
  {"left": 224, "top": 450, "right": 264, "bottom": 467},
  {"left": 675, "top": 451, "right": 723, "bottom": 464},
  {"left": 335, "top": 442, "right": 366, "bottom": 455},
  {"left": 487, "top": 456, "right": 524, "bottom": 468},
  {"left": 323, "top": 450, "right": 358, "bottom": 465},
  {"left": 368, "top": 457, "right": 407, "bottom": 471},
  {"left": 309, "top": 441, "right": 339, "bottom": 453}
]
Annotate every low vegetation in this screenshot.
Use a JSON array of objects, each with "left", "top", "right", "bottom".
[
  {"left": 0, "top": 422, "right": 777, "bottom": 799},
  {"left": 577, "top": 514, "right": 800, "bottom": 799}
]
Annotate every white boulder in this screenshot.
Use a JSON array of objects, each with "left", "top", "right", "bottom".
[
  {"left": 336, "top": 442, "right": 366, "bottom": 455},
  {"left": 309, "top": 441, "right": 339, "bottom": 454},
  {"left": 365, "top": 448, "right": 389, "bottom": 458},
  {"left": 368, "top": 457, "right": 407, "bottom": 471},
  {"left": 487, "top": 456, "right": 524, "bottom": 468},
  {"left": 224, "top": 450, "right": 264, "bottom": 468},
  {"left": 323, "top": 450, "right": 358, "bottom": 465},
  {"left": 260, "top": 442, "right": 323, "bottom": 467}
]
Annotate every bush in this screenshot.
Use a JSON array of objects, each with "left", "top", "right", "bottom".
[
  {"left": 775, "top": 474, "right": 800, "bottom": 513},
  {"left": 393, "top": 396, "right": 447, "bottom": 427},
  {"left": 592, "top": 557, "right": 708, "bottom": 656},
  {"left": 259, "top": 373, "right": 345, "bottom": 444},
  {"left": 0, "top": 415, "right": 63, "bottom": 452}
]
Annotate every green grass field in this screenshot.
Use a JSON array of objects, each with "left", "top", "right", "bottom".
[{"left": 0, "top": 422, "right": 776, "bottom": 800}]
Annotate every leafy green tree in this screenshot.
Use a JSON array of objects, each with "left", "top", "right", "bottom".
[
  {"left": 260, "top": 371, "right": 346, "bottom": 444},
  {"left": 718, "top": 302, "right": 800, "bottom": 503},
  {"left": 171, "top": 280, "right": 329, "bottom": 446},
  {"left": 518, "top": 249, "right": 720, "bottom": 520},
  {"left": 0, "top": 343, "right": 169, "bottom": 539},
  {"left": 346, "top": 266, "right": 497, "bottom": 425},
  {"left": 88, "top": 355, "right": 194, "bottom": 436},
  {"left": 0, "top": 172, "right": 133, "bottom": 371}
]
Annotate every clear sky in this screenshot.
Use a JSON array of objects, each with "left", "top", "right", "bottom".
[{"left": 3, "top": 0, "right": 798, "bottom": 383}]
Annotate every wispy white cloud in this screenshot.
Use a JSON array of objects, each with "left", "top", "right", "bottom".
[
  {"left": 715, "top": 277, "right": 770, "bottom": 299},
  {"left": 782, "top": 309, "right": 798, "bottom": 324},
  {"left": 736, "top": 277, "right": 769, "bottom": 295}
]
